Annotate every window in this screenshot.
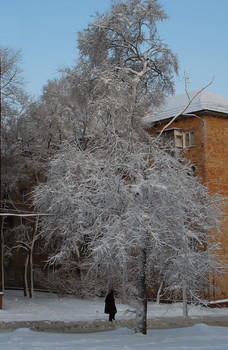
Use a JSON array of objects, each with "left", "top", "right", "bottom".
[
  {"left": 174, "top": 130, "right": 184, "bottom": 148},
  {"left": 162, "top": 128, "right": 183, "bottom": 148},
  {"left": 161, "top": 128, "right": 195, "bottom": 149},
  {"left": 184, "top": 130, "right": 195, "bottom": 147}
]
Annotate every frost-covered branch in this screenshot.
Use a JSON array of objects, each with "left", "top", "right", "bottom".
[{"left": 158, "top": 78, "right": 214, "bottom": 137}]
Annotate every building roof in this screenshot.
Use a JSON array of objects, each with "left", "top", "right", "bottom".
[{"left": 144, "top": 90, "right": 228, "bottom": 124}]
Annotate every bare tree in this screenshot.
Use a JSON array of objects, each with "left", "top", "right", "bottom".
[
  {"left": 0, "top": 47, "right": 30, "bottom": 292},
  {"left": 10, "top": 217, "right": 40, "bottom": 298}
]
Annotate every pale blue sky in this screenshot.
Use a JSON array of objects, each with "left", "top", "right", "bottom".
[{"left": 0, "top": 0, "right": 227, "bottom": 98}]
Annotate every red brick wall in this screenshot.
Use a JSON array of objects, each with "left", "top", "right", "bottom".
[
  {"left": 147, "top": 113, "right": 228, "bottom": 300},
  {"left": 204, "top": 115, "right": 228, "bottom": 299}
]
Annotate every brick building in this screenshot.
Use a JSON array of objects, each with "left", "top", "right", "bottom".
[{"left": 144, "top": 90, "right": 228, "bottom": 300}]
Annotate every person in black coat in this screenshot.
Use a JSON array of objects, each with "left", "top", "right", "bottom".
[{"left": 104, "top": 290, "right": 117, "bottom": 322}]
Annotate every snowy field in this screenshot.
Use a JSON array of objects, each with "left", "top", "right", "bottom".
[{"left": 0, "top": 290, "right": 228, "bottom": 349}]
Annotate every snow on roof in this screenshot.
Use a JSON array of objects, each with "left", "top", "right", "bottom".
[{"left": 144, "top": 90, "right": 228, "bottom": 124}]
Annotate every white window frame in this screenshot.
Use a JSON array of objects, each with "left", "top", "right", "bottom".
[
  {"left": 184, "top": 130, "right": 195, "bottom": 148},
  {"left": 174, "top": 129, "right": 184, "bottom": 148},
  {"left": 161, "top": 128, "right": 195, "bottom": 149}
]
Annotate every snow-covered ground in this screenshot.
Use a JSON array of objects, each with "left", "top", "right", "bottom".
[
  {"left": 0, "top": 290, "right": 228, "bottom": 349},
  {"left": 1, "top": 325, "right": 228, "bottom": 350}
]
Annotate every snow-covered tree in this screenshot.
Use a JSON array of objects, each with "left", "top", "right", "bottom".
[
  {"left": 75, "top": 0, "right": 178, "bottom": 147},
  {"left": 77, "top": 0, "right": 178, "bottom": 103},
  {"left": 0, "top": 46, "right": 30, "bottom": 169},
  {"left": 33, "top": 141, "right": 221, "bottom": 333},
  {"left": 33, "top": 0, "right": 222, "bottom": 335}
]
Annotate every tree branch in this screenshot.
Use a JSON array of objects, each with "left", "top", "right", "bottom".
[{"left": 158, "top": 78, "right": 214, "bottom": 137}]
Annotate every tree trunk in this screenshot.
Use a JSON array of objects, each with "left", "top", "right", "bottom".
[
  {"left": 29, "top": 249, "right": 34, "bottom": 299},
  {"left": 156, "top": 280, "right": 164, "bottom": 305},
  {"left": 135, "top": 248, "right": 147, "bottom": 334},
  {"left": 0, "top": 216, "right": 5, "bottom": 292},
  {"left": 23, "top": 254, "right": 29, "bottom": 297},
  {"left": 182, "top": 285, "right": 188, "bottom": 318},
  {"left": 29, "top": 217, "right": 39, "bottom": 299}
]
